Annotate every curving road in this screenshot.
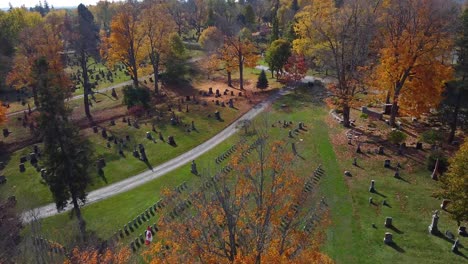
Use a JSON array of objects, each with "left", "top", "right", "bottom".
[{"left": 21, "top": 83, "right": 313, "bottom": 223}]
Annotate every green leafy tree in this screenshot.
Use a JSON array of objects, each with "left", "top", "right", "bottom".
[
  {"left": 123, "top": 85, "right": 150, "bottom": 108},
  {"left": 270, "top": 15, "right": 279, "bottom": 42},
  {"left": 437, "top": 140, "right": 468, "bottom": 224},
  {"left": 256, "top": 69, "right": 269, "bottom": 90},
  {"left": 265, "top": 39, "right": 291, "bottom": 78},
  {"left": 34, "top": 58, "right": 93, "bottom": 240},
  {"left": 244, "top": 4, "right": 256, "bottom": 27},
  {"left": 164, "top": 33, "right": 187, "bottom": 81}
]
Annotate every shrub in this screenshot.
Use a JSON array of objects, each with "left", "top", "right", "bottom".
[
  {"left": 387, "top": 130, "right": 407, "bottom": 144},
  {"left": 426, "top": 150, "right": 449, "bottom": 173},
  {"left": 122, "top": 85, "right": 150, "bottom": 109},
  {"left": 420, "top": 129, "right": 442, "bottom": 145}
]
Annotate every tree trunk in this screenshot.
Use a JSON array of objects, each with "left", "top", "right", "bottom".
[
  {"left": 389, "top": 92, "right": 400, "bottom": 127},
  {"left": 72, "top": 194, "right": 86, "bottom": 241},
  {"left": 32, "top": 86, "right": 39, "bottom": 108},
  {"left": 238, "top": 39, "right": 244, "bottom": 90},
  {"left": 227, "top": 71, "right": 232, "bottom": 87},
  {"left": 81, "top": 53, "right": 91, "bottom": 119},
  {"left": 448, "top": 90, "right": 461, "bottom": 143},
  {"left": 385, "top": 90, "right": 391, "bottom": 104},
  {"left": 151, "top": 53, "right": 160, "bottom": 94},
  {"left": 342, "top": 103, "right": 351, "bottom": 127}
]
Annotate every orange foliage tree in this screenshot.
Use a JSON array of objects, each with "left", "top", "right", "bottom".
[
  {"left": 219, "top": 36, "right": 259, "bottom": 89},
  {"left": 143, "top": 137, "right": 333, "bottom": 263},
  {"left": 0, "top": 103, "right": 5, "bottom": 125},
  {"left": 294, "top": 0, "right": 379, "bottom": 127},
  {"left": 102, "top": 3, "right": 145, "bottom": 88},
  {"left": 64, "top": 246, "right": 131, "bottom": 264},
  {"left": 372, "top": 0, "right": 456, "bottom": 126},
  {"left": 6, "top": 15, "right": 69, "bottom": 107}
]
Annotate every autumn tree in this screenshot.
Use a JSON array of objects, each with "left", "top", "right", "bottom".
[
  {"left": 143, "top": 136, "right": 332, "bottom": 263},
  {"left": 284, "top": 53, "right": 308, "bottom": 83},
  {"left": 372, "top": 0, "right": 457, "bottom": 126},
  {"left": 141, "top": 2, "right": 177, "bottom": 93},
  {"left": 34, "top": 58, "right": 94, "bottom": 240},
  {"left": 103, "top": 3, "right": 145, "bottom": 88},
  {"left": 67, "top": 4, "right": 100, "bottom": 119},
  {"left": 199, "top": 26, "right": 224, "bottom": 52},
  {"left": 200, "top": 54, "right": 221, "bottom": 80},
  {"left": 294, "top": 0, "right": 379, "bottom": 127},
  {"left": 437, "top": 139, "right": 468, "bottom": 224},
  {"left": 220, "top": 36, "right": 259, "bottom": 89},
  {"left": 265, "top": 39, "right": 291, "bottom": 78},
  {"left": 6, "top": 15, "right": 69, "bottom": 107},
  {"left": 64, "top": 246, "right": 131, "bottom": 264}
]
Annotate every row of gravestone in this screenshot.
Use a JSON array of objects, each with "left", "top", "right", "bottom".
[
  {"left": 303, "top": 197, "right": 329, "bottom": 233},
  {"left": 215, "top": 138, "right": 247, "bottom": 164},
  {"left": 279, "top": 165, "right": 325, "bottom": 233},
  {"left": 32, "top": 236, "right": 67, "bottom": 256},
  {"left": 121, "top": 137, "right": 263, "bottom": 252},
  {"left": 111, "top": 182, "right": 189, "bottom": 244}
]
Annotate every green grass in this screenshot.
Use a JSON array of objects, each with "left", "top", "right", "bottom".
[{"left": 0, "top": 93, "right": 247, "bottom": 211}]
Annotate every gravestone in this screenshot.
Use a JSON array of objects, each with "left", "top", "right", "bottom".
[
  {"left": 93, "top": 126, "right": 98, "bottom": 133},
  {"left": 214, "top": 111, "right": 221, "bottom": 121},
  {"left": 292, "top": 142, "right": 297, "bottom": 155},
  {"left": 384, "top": 160, "right": 391, "bottom": 168},
  {"left": 19, "top": 163, "right": 25, "bottom": 172},
  {"left": 40, "top": 169, "right": 47, "bottom": 179},
  {"left": 394, "top": 169, "right": 400, "bottom": 178},
  {"left": 416, "top": 142, "right": 423, "bottom": 150},
  {"left": 353, "top": 158, "right": 357, "bottom": 166},
  {"left": 344, "top": 171, "right": 352, "bottom": 177},
  {"left": 228, "top": 99, "right": 234, "bottom": 108},
  {"left": 0, "top": 176, "right": 6, "bottom": 185},
  {"left": 216, "top": 89, "right": 220, "bottom": 97},
  {"left": 168, "top": 136, "right": 176, "bottom": 146},
  {"left": 452, "top": 239, "right": 459, "bottom": 253},
  {"left": 29, "top": 153, "right": 38, "bottom": 165},
  {"left": 97, "top": 158, "right": 106, "bottom": 169},
  {"left": 170, "top": 117, "right": 177, "bottom": 125},
  {"left": 288, "top": 130, "right": 293, "bottom": 138},
  {"left": 208, "top": 87, "right": 213, "bottom": 95},
  {"left": 33, "top": 145, "right": 39, "bottom": 154},
  {"left": 159, "top": 132, "right": 164, "bottom": 141},
  {"left": 215, "top": 100, "right": 219, "bottom": 106},
  {"left": 428, "top": 210, "right": 440, "bottom": 234},
  {"left": 191, "top": 160, "right": 198, "bottom": 175},
  {"left": 369, "top": 197, "right": 373, "bottom": 204},
  {"left": 231, "top": 91, "right": 234, "bottom": 96},
  {"left": 440, "top": 199, "right": 450, "bottom": 210},
  {"left": 299, "top": 122, "right": 304, "bottom": 130},
  {"left": 127, "top": 118, "right": 132, "bottom": 126},
  {"left": 110, "top": 120, "right": 115, "bottom": 126},
  {"left": 102, "top": 128, "right": 108, "bottom": 139},
  {"left": 458, "top": 226, "right": 467, "bottom": 236},
  {"left": 384, "top": 232, "right": 393, "bottom": 244},
  {"left": 20, "top": 156, "right": 27, "bottom": 163},
  {"left": 384, "top": 217, "right": 392, "bottom": 227},
  {"left": 146, "top": 132, "right": 152, "bottom": 140},
  {"left": 238, "top": 92, "right": 242, "bottom": 97},
  {"left": 111, "top": 88, "right": 117, "bottom": 98},
  {"left": 369, "top": 180, "right": 376, "bottom": 193},
  {"left": 356, "top": 143, "right": 362, "bottom": 153},
  {"left": 378, "top": 146, "right": 384, "bottom": 155},
  {"left": 191, "top": 121, "right": 195, "bottom": 130}
]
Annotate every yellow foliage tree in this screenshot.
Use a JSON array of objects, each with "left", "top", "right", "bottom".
[
  {"left": 143, "top": 137, "right": 333, "bottom": 263},
  {"left": 6, "top": 17, "right": 69, "bottom": 107},
  {"left": 141, "top": 2, "right": 177, "bottom": 93},
  {"left": 372, "top": 0, "right": 456, "bottom": 126},
  {"left": 219, "top": 36, "right": 259, "bottom": 89},
  {"left": 437, "top": 140, "right": 468, "bottom": 224},
  {"left": 294, "top": 0, "right": 379, "bottom": 127},
  {"left": 103, "top": 3, "right": 145, "bottom": 88}
]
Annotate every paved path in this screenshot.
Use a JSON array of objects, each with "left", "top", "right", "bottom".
[{"left": 21, "top": 84, "right": 302, "bottom": 223}]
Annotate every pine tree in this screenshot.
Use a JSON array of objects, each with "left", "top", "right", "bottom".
[
  {"left": 34, "top": 58, "right": 93, "bottom": 240},
  {"left": 256, "top": 69, "right": 269, "bottom": 90}
]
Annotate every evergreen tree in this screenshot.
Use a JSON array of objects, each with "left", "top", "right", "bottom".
[
  {"left": 34, "top": 58, "right": 93, "bottom": 240},
  {"left": 270, "top": 16, "right": 279, "bottom": 43},
  {"left": 256, "top": 69, "right": 269, "bottom": 90},
  {"left": 72, "top": 4, "right": 100, "bottom": 120}
]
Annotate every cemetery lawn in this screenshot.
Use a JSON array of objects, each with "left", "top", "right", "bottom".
[
  {"left": 324, "top": 112, "right": 468, "bottom": 263},
  {"left": 0, "top": 87, "right": 254, "bottom": 211},
  {"left": 32, "top": 85, "right": 349, "bottom": 248}
]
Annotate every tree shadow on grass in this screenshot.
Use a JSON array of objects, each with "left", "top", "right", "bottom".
[{"left": 386, "top": 242, "right": 406, "bottom": 253}]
